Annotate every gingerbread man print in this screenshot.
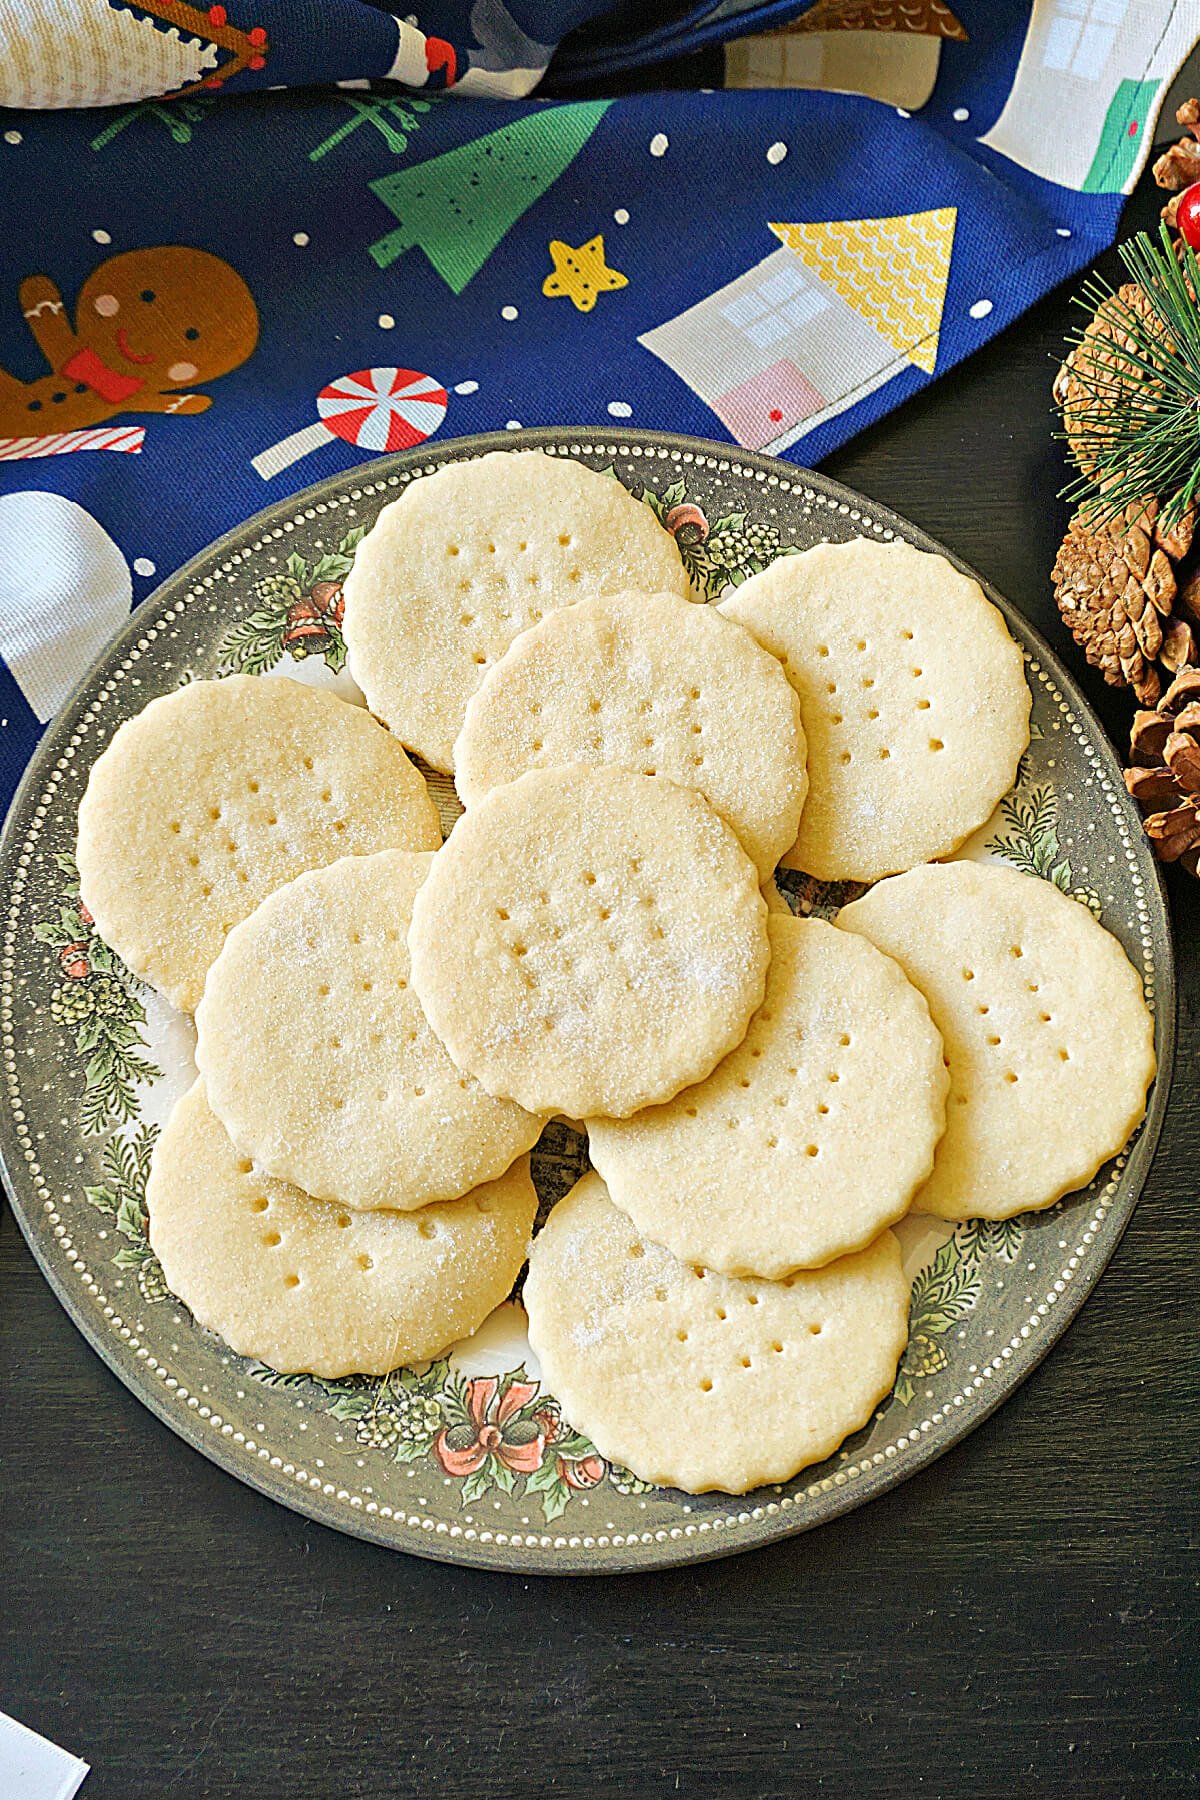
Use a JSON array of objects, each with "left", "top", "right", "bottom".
[{"left": 0, "top": 246, "right": 259, "bottom": 437}]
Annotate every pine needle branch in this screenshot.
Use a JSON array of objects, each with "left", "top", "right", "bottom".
[{"left": 1057, "top": 223, "right": 1200, "bottom": 529}]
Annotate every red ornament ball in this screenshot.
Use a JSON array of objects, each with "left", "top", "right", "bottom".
[{"left": 1177, "top": 182, "right": 1200, "bottom": 251}]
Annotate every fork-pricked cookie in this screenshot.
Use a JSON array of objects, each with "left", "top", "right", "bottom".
[
  {"left": 588, "top": 916, "right": 947, "bottom": 1276},
  {"left": 343, "top": 450, "right": 691, "bottom": 773},
  {"left": 454, "top": 588, "right": 807, "bottom": 879},
  {"left": 524, "top": 1171, "right": 909, "bottom": 1494},
  {"left": 408, "top": 765, "right": 769, "bottom": 1119},
  {"left": 721, "top": 537, "right": 1030, "bottom": 881},
  {"left": 836, "top": 860, "right": 1156, "bottom": 1219},
  {"left": 195, "top": 849, "right": 543, "bottom": 1211},
  {"left": 148, "top": 1081, "right": 537, "bottom": 1378},
  {"left": 77, "top": 674, "right": 440, "bottom": 1013}
]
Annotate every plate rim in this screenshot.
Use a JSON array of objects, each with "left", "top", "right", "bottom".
[{"left": 0, "top": 425, "right": 1176, "bottom": 1575}]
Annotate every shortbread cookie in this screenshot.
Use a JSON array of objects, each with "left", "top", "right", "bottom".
[
  {"left": 147, "top": 1081, "right": 536, "bottom": 1377},
  {"left": 588, "top": 916, "right": 947, "bottom": 1276},
  {"left": 342, "top": 450, "right": 691, "bottom": 773},
  {"left": 195, "top": 850, "right": 542, "bottom": 1211},
  {"left": 721, "top": 537, "right": 1030, "bottom": 881},
  {"left": 524, "top": 1171, "right": 909, "bottom": 1493},
  {"left": 454, "top": 589, "right": 807, "bottom": 879},
  {"left": 837, "top": 861, "right": 1156, "bottom": 1220},
  {"left": 77, "top": 675, "right": 440, "bottom": 1013},
  {"left": 409, "top": 765, "right": 769, "bottom": 1118}
]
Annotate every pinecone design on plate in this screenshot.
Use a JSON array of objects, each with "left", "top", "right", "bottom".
[
  {"left": 1125, "top": 667, "right": 1200, "bottom": 874},
  {"left": 1052, "top": 499, "right": 1196, "bottom": 705},
  {"left": 717, "top": 519, "right": 781, "bottom": 577},
  {"left": 255, "top": 570, "right": 304, "bottom": 611},
  {"left": 49, "top": 971, "right": 127, "bottom": 1027},
  {"left": 356, "top": 1390, "right": 443, "bottom": 1452}
]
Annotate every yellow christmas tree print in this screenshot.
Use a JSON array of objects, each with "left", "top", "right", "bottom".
[{"left": 769, "top": 208, "right": 957, "bottom": 374}]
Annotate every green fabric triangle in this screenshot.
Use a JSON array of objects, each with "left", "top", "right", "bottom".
[{"left": 368, "top": 101, "right": 613, "bottom": 293}]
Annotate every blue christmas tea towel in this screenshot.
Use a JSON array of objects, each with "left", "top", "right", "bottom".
[{"left": 0, "top": 0, "right": 1196, "bottom": 810}]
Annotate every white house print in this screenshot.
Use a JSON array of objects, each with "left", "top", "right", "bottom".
[
  {"left": 980, "top": 0, "right": 1197, "bottom": 193},
  {"left": 638, "top": 210, "right": 956, "bottom": 457}
]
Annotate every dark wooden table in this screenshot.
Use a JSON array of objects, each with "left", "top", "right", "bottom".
[{"left": 2, "top": 169, "right": 1196, "bottom": 1800}]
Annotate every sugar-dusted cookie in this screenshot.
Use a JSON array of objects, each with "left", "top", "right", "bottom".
[
  {"left": 588, "top": 916, "right": 946, "bottom": 1276},
  {"left": 721, "top": 537, "right": 1030, "bottom": 881},
  {"left": 409, "top": 765, "right": 769, "bottom": 1119},
  {"left": 837, "top": 861, "right": 1156, "bottom": 1220},
  {"left": 147, "top": 1082, "right": 536, "bottom": 1377},
  {"left": 77, "top": 675, "right": 440, "bottom": 1013},
  {"left": 453, "top": 589, "right": 807, "bottom": 880},
  {"left": 342, "top": 451, "right": 691, "bottom": 773},
  {"left": 195, "top": 850, "right": 543, "bottom": 1211},
  {"left": 524, "top": 1171, "right": 909, "bottom": 1493}
]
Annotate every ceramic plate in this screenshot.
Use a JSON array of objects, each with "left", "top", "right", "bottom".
[{"left": 0, "top": 428, "right": 1173, "bottom": 1574}]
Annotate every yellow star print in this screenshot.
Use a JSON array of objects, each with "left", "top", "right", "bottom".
[{"left": 542, "top": 235, "right": 628, "bottom": 313}]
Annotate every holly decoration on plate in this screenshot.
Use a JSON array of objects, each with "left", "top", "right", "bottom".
[{"left": 217, "top": 525, "right": 365, "bottom": 675}]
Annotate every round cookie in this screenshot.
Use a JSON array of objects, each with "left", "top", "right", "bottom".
[
  {"left": 524, "top": 1171, "right": 909, "bottom": 1493},
  {"left": 342, "top": 450, "right": 691, "bottom": 773},
  {"left": 588, "top": 915, "right": 947, "bottom": 1276},
  {"left": 147, "top": 1081, "right": 537, "bottom": 1377},
  {"left": 195, "top": 850, "right": 543, "bottom": 1211},
  {"left": 721, "top": 537, "right": 1030, "bottom": 881},
  {"left": 836, "top": 860, "right": 1156, "bottom": 1220},
  {"left": 408, "top": 765, "right": 769, "bottom": 1119},
  {"left": 77, "top": 675, "right": 440, "bottom": 1013},
  {"left": 453, "top": 589, "right": 808, "bottom": 880}
]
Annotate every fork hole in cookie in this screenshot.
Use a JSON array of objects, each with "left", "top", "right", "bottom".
[
  {"left": 417, "top": 1220, "right": 437, "bottom": 1240},
  {"left": 358, "top": 1253, "right": 374, "bottom": 1269},
  {"left": 628, "top": 1242, "right": 644, "bottom": 1259},
  {"left": 283, "top": 1274, "right": 300, "bottom": 1289},
  {"left": 808, "top": 1323, "right": 822, "bottom": 1336},
  {"left": 263, "top": 1231, "right": 281, "bottom": 1247},
  {"left": 251, "top": 1197, "right": 269, "bottom": 1214},
  {"left": 929, "top": 738, "right": 944, "bottom": 752},
  {"left": 699, "top": 1378, "right": 713, "bottom": 1392}
]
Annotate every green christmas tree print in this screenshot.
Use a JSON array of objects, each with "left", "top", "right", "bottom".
[{"left": 367, "top": 101, "right": 612, "bottom": 293}]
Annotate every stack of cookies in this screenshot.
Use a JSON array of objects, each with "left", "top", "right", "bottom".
[{"left": 76, "top": 450, "right": 1156, "bottom": 1495}]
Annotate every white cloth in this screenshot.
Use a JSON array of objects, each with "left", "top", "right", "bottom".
[{"left": 0, "top": 1711, "right": 89, "bottom": 1800}]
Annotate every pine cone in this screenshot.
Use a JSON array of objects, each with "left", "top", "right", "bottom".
[
  {"left": 1052, "top": 498, "right": 1196, "bottom": 705},
  {"left": 1053, "top": 285, "right": 1165, "bottom": 475},
  {"left": 1125, "top": 666, "right": 1200, "bottom": 874},
  {"left": 1154, "top": 99, "right": 1200, "bottom": 229}
]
